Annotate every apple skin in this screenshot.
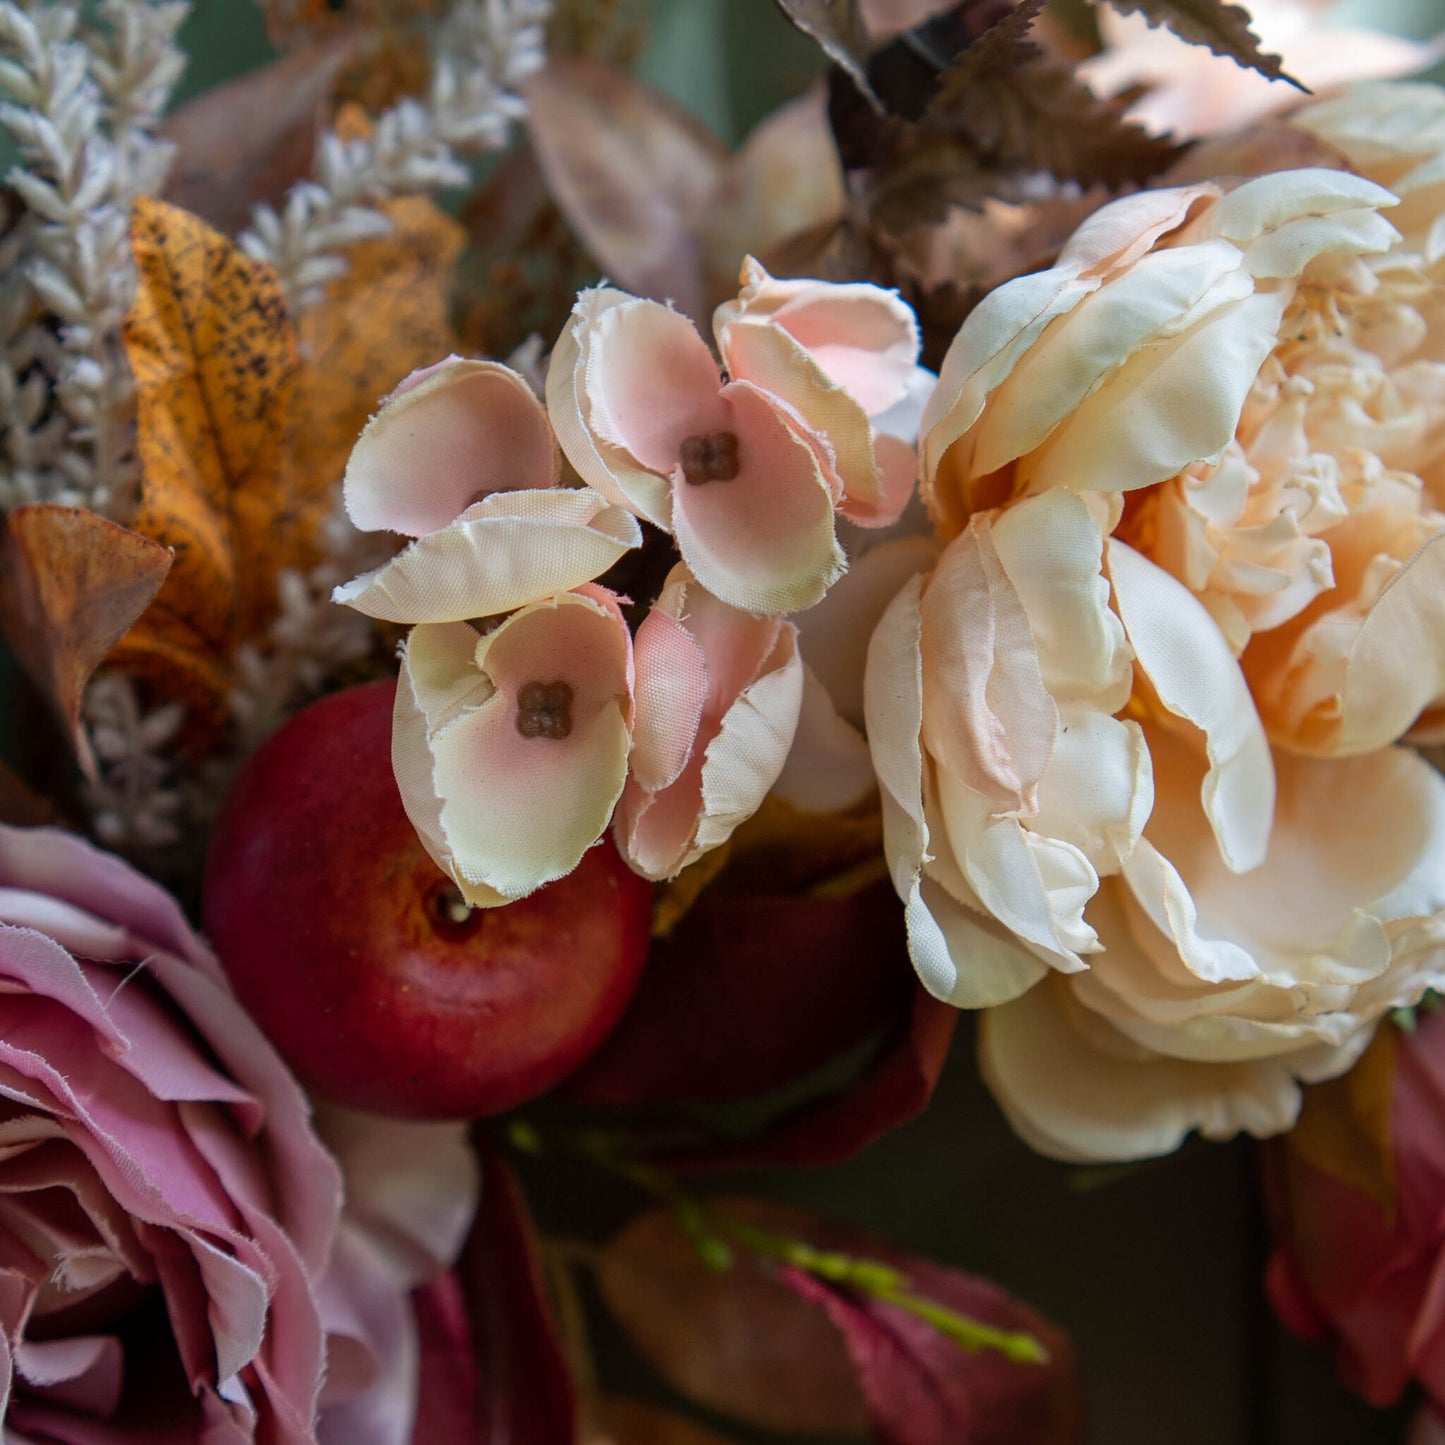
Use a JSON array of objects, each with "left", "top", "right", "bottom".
[{"left": 202, "top": 679, "right": 654, "bottom": 1119}]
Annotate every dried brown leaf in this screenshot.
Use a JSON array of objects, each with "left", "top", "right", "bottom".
[
  {"left": 1095, "top": 0, "right": 1303, "bottom": 88},
  {"left": 942, "top": 52, "right": 1181, "bottom": 188},
  {"left": 0, "top": 504, "right": 171, "bottom": 778},
  {"left": 0, "top": 760, "right": 54, "bottom": 828},
  {"left": 161, "top": 35, "right": 359, "bottom": 234},
  {"left": 547, "top": 0, "right": 654, "bottom": 65},
  {"left": 776, "top": 0, "right": 882, "bottom": 108},
  {"left": 523, "top": 57, "right": 726, "bottom": 317}
]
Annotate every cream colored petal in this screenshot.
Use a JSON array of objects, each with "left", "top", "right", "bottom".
[
  {"left": 1054, "top": 183, "right": 1220, "bottom": 274},
  {"left": 1107, "top": 538, "right": 1274, "bottom": 873},
  {"left": 1198, "top": 167, "right": 1398, "bottom": 278},
  {"left": 546, "top": 287, "right": 674, "bottom": 529},
  {"left": 920, "top": 266, "right": 1093, "bottom": 521},
  {"left": 794, "top": 533, "right": 938, "bottom": 730},
  {"left": 979, "top": 975, "right": 1307, "bottom": 1162},
  {"left": 910, "top": 872, "right": 1049, "bottom": 1008},
  {"left": 935, "top": 768, "right": 1100, "bottom": 970},
  {"left": 969, "top": 240, "right": 1250, "bottom": 477},
  {"left": 1334, "top": 528, "right": 1445, "bottom": 755},
  {"left": 345, "top": 359, "right": 560, "bottom": 537},
  {"left": 918, "top": 520, "right": 1057, "bottom": 813},
  {"left": 1022, "top": 288, "right": 1289, "bottom": 495},
  {"left": 333, "top": 489, "right": 642, "bottom": 623},
  {"left": 396, "top": 593, "right": 634, "bottom": 903},
  {"left": 772, "top": 663, "right": 877, "bottom": 814}
]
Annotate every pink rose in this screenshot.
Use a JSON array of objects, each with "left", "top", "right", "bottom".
[{"left": 0, "top": 822, "right": 473, "bottom": 1443}]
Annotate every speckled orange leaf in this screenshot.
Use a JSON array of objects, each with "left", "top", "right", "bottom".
[
  {"left": 0, "top": 503, "right": 171, "bottom": 778},
  {"left": 293, "top": 191, "right": 466, "bottom": 489},
  {"left": 112, "top": 195, "right": 305, "bottom": 734}
]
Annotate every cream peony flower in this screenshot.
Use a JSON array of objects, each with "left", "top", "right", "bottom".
[{"left": 884, "top": 90, "right": 1445, "bottom": 1161}]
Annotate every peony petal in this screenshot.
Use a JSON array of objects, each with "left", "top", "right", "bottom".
[
  {"left": 333, "top": 488, "right": 641, "bottom": 623},
  {"left": 671, "top": 381, "right": 844, "bottom": 614},
  {"left": 772, "top": 663, "right": 877, "bottom": 814},
  {"left": 629, "top": 609, "right": 708, "bottom": 796},
  {"left": 397, "top": 590, "right": 634, "bottom": 903},
  {"left": 344, "top": 359, "right": 559, "bottom": 537},
  {"left": 979, "top": 975, "right": 1309, "bottom": 1162},
  {"left": 1021, "top": 288, "right": 1289, "bottom": 495},
  {"left": 1107, "top": 538, "right": 1274, "bottom": 873},
  {"left": 864, "top": 574, "right": 1046, "bottom": 1006}
]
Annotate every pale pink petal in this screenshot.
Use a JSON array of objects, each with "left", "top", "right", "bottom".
[
  {"left": 719, "top": 257, "right": 921, "bottom": 416},
  {"left": 344, "top": 359, "right": 559, "bottom": 537},
  {"left": 14, "top": 1337, "right": 121, "bottom": 1416},
  {"left": 849, "top": 432, "right": 918, "bottom": 529},
  {"left": 1107, "top": 538, "right": 1275, "bottom": 873},
  {"left": 582, "top": 293, "right": 728, "bottom": 473},
  {"left": 333, "top": 489, "right": 641, "bottom": 623},
  {"left": 395, "top": 591, "right": 634, "bottom": 903},
  {"left": 617, "top": 571, "right": 803, "bottom": 879},
  {"left": 629, "top": 611, "right": 707, "bottom": 795},
  {"left": 545, "top": 288, "right": 674, "bottom": 528},
  {"left": 671, "top": 381, "right": 844, "bottom": 614}
]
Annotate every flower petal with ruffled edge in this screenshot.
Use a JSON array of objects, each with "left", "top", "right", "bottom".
[
  {"left": 344, "top": 358, "right": 560, "bottom": 537},
  {"left": 333, "top": 489, "right": 642, "bottom": 623},
  {"left": 670, "top": 380, "right": 844, "bottom": 613},
  {"left": 979, "top": 742, "right": 1445, "bottom": 1162},
  {"left": 1107, "top": 537, "right": 1275, "bottom": 872},
  {"left": 718, "top": 258, "right": 922, "bottom": 417},
  {"left": 392, "top": 587, "right": 634, "bottom": 906},
  {"left": 616, "top": 566, "right": 803, "bottom": 880}
]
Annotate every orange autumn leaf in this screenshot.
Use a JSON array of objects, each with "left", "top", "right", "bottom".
[
  {"left": 112, "top": 196, "right": 323, "bottom": 735},
  {"left": 293, "top": 192, "right": 466, "bottom": 489}
]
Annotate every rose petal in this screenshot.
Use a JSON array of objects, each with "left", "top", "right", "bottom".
[
  {"left": 333, "top": 489, "right": 641, "bottom": 623},
  {"left": 344, "top": 359, "right": 559, "bottom": 537}
]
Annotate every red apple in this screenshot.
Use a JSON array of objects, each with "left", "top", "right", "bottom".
[{"left": 202, "top": 679, "right": 653, "bottom": 1118}]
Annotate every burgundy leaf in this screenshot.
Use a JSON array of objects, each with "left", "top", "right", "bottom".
[
  {"left": 465, "top": 1139, "right": 578, "bottom": 1445},
  {"left": 562, "top": 881, "right": 914, "bottom": 1108},
  {"left": 409, "top": 1271, "right": 482, "bottom": 1445}
]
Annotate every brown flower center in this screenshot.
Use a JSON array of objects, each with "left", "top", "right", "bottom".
[
  {"left": 516, "top": 680, "right": 574, "bottom": 739},
  {"left": 679, "top": 430, "right": 740, "bottom": 484}
]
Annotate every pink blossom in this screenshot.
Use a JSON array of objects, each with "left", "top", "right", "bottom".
[{"left": 0, "top": 823, "right": 470, "bottom": 1443}]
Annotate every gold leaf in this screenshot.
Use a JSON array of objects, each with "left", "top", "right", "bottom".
[
  {"left": 0, "top": 504, "right": 171, "bottom": 778},
  {"left": 293, "top": 192, "right": 466, "bottom": 489},
  {"left": 111, "top": 197, "right": 309, "bottom": 735},
  {"left": 1289, "top": 1024, "right": 1398, "bottom": 1213}
]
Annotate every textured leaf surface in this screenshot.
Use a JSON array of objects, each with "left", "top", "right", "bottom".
[
  {"left": 1096, "top": 0, "right": 1301, "bottom": 87},
  {"left": 293, "top": 191, "right": 466, "bottom": 489},
  {"left": 112, "top": 197, "right": 310, "bottom": 732},
  {"left": 776, "top": 0, "right": 881, "bottom": 106},
  {"left": 0, "top": 503, "right": 171, "bottom": 777}
]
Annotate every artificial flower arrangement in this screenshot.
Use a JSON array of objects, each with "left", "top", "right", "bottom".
[{"left": 4, "top": 0, "right": 1445, "bottom": 1439}]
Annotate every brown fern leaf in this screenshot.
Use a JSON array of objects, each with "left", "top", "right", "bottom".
[
  {"left": 927, "top": 0, "right": 1047, "bottom": 115},
  {"left": 774, "top": 0, "right": 881, "bottom": 108},
  {"left": 1094, "top": 0, "right": 1304, "bottom": 88},
  {"left": 940, "top": 52, "right": 1183, "bottom": 189}
]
